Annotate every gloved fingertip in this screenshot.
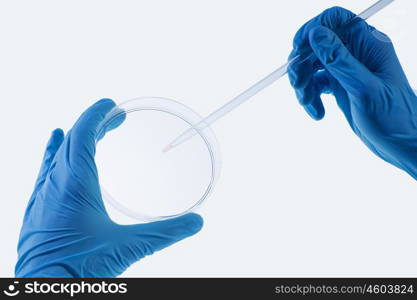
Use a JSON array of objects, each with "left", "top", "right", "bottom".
[
  {"left": 52, "top": 127, "right": 64, "bottom": 135},
  {"left": 48, "top": 128, "right": 65, "bottom": 149},
  {"left": 179, "top": 213, "right": 204, "bottom": 234},
  {"left": 305, "top": 109, "right": 322, "bottom": 121},
  {"left": 51, "top": 128, "right": 64, "bottom": 140},
  {"left": 161, "top": 213, "right": 203, "bottom": 237},
  {"left": 305, "top": 100, "right": 325, "bottom": 121},
  {"left": 89, "top": 98, "right": 117, "bottom": 117},
  {"left": 95, "top": 98, "right": 116, "bottom": 107}
]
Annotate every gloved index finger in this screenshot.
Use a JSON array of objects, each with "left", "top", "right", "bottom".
[{"left": 34, "top": 128, "right": 65, "bottom": 190}]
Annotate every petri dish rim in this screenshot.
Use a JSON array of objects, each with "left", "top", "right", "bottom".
[{"left": 96, "top": 97, "right": 221, "bottom": 223}]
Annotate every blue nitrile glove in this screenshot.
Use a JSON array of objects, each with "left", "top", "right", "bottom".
[
  {"left": 15, "top": 99, "right": 203, "bottom": 277},
  {"left": 288, "top": 7, "right": 417, "bottom": 179}
]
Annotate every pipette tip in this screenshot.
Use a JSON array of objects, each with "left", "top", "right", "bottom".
[{"left": 162, "top": 144, "right": 174, "bottom": 153}]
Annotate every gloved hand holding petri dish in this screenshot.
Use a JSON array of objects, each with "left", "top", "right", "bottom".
[{"left": 95, "top": 97, "right": 221, "bottom": 223}]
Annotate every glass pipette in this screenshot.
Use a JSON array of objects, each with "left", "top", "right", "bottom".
[{"left": 163, "top": 0, "right": 396, "bottom": 153}]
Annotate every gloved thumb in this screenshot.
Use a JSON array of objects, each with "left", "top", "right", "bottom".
[
  {"left": 114, "top": 213, "right": 203, "bottom": 266},
  {"left": 34, "top": 128, "right": 65, "bottom": 190},
  {"left": 309, "top": 25, "right": 379, "bottom": 99}
]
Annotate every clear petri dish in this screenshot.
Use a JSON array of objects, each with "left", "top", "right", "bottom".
[{"left": 95, "top": 97, "right": 221, "bottom": 223}]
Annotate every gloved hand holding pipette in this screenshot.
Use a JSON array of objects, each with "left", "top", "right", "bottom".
[
  {"left": 15, "top": 99, "right": 203, "bottom": 277},
  {"left": 288, "top": 6, "right": 417, "bottom": 180}
]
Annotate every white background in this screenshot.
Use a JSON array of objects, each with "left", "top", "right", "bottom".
[{"left": 1, "top": 0, "right": 417, "bottom": 277}]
